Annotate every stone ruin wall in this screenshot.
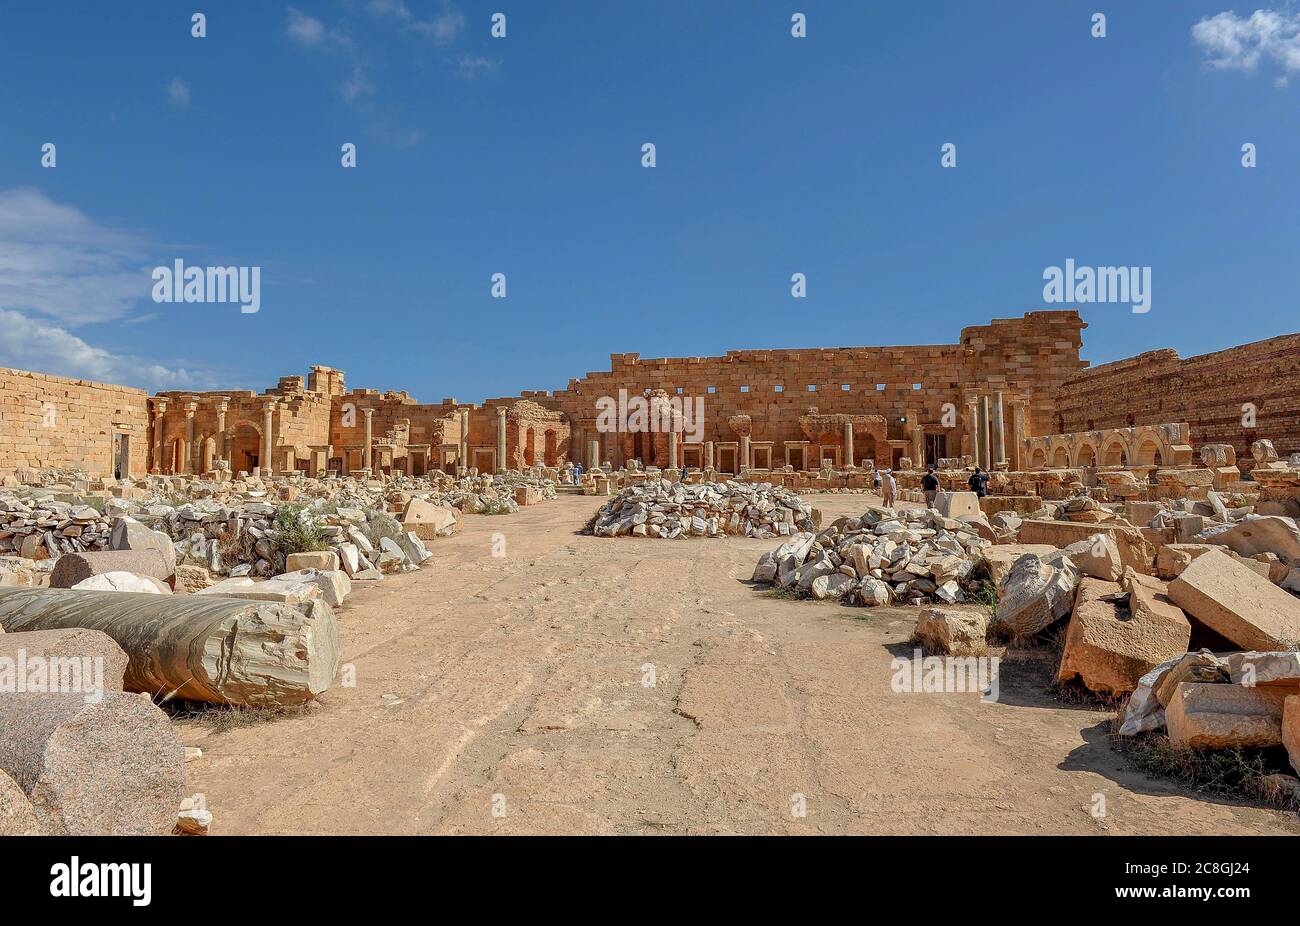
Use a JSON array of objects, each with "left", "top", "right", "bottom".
[
  {"left": 1054, "top": 333, "right": 1300, "bottom": 468},
  {"left": 0, "top": 367, "right": 150, "bottom": 477}
]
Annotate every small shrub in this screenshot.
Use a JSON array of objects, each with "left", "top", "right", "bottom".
[
  {"left": 269, "top": 504, "right": 327, "bottom": 558},
  {"left": 364, "top": 509, "right": 403, "bottom": 548}
]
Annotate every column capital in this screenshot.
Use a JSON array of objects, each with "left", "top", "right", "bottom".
[
  {"left": 183, "top": 402, "right": 198, "bottom": 416},
  {"left": 363, "top": 407, "right": 375, "bottom": 419}
]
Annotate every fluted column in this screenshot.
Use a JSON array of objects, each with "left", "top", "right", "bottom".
[
  {"left": 1013, "top": 399, "right": 1028, "bottom": 471},
  {"left": 740, "top": 435, "right": 751, "bottom": 472},
  {"left": 966, "top": 401, "right": 979, "bottom": 465},
  {"left": 183, "top": 402, "right": 197, "bottom": 474},
  {"left": 460, "top": 408, "right": 471, "bottom": 469},
  {"left": 978, "top": 396, "right": 991, "bottom": 470},
  {"left": 912, "top": 423, "right": 924, "bottom": 467},
  {"left": 667, "top": 431, "right": 678, "bottom": 469},
  {"left": 261, "top": 401, "right": 276, "bottom": 476},
  {"left": 705, "top": 440, "right": 715, "bottom": 469},
  {"left": 215, "top": 400, "right": 228, "bottom": 465},
  {"left": 496, "top": 408, "right": 507, "bottom": 472},
  {"left": 843, "top": 422, "right": 854, "bottom": 469},
  {"left": 991, "top": 391, "right": 1007, "bottom": 468}
]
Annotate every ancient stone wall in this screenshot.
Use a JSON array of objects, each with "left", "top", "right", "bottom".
[
  {"left": 1055, "top": 333, "right": 1300, "bottom": 465},
  {"left": 0, "top": 368, "right": 150, "bottom": 476}
]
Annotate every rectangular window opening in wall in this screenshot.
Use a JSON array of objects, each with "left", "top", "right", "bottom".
[
  {"left": 707, "top": 386, "right": 717, "bottom": 394},
  {"left": 841, "top": 384, "right": 850, "bottom": 391},
  {"left": 675, "top": 386, "right": 684, "bottom": 394},
  {"left": 912, "top": 383, "right": 922, "bottom": 391},
  {"left": 876, "top": 384, "right": 886, "bottom": 392},
  {"left": 774, "top": 384, "right": 784, "bottom": 392},
  {"left": 807, "top": 385, "right": 816, "bottom": 392},
  {"left": 740, "top": 385, "right": 749, "bottom": 393}
]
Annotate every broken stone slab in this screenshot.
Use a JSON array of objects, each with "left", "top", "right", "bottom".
[
  {"left": 913, "top": 607, "right": 989, "bottom": 655},
  {"left": 979, "top": 544, "right": 1058, "bottom": 585},
  {"left": 1057, "top": 577, "right": 1191, "bottom": 695},
  {"left": 109, "top": 515, "right": 177, "bottom": 576},
  {"left": 0, "top": 587, "right": 339, "bottom": 707},
  {"left": 71, "top": 571, "right": 171, "bottom": 594},
  {"left": 751, "top": 551, "right": 778, "bottom": 583},
  {"left": 1154, "top": 651, "right": 1229, "bottom": 706},
  {"left": 401, "top": 498, "right": 461, "bottom": 540},
  {"left": 0, "top": 768, "right": 40, "bottom": 836},
  {"left": 285, "top": 550, "right": 339, "bottom": 572},
  {"left": 270, "top": 569, "right": 351, "bottom": 608},
  {"left": 1165, "top": 682, "right": 1291, "bottom": 749},
  {"left": 934, "top": 491, "right": 980, "bottom": 518},
  {"left": 0, "top": 690, "right": 184, "bottom": 835},
  {"left": 1062, "top": 533, "right": 1123, "bottom": 581},
  {"left": 49, "top": 550, "right": 173, "bottom": 590},
  {"left": 995, "top": 553, "right": 1080, "bottom": 637},
  {"left": 810, "top": 572, "right": 853, "bottom": 600},
  {"left": 0, "top": 627, "right": 129, "bottom": 691},
  {"left": 1117, "top": 654, "right": 1182, "bottom": 736},
  {"left": 1224, "top": 651, "right": 1300, "bottom": 688},
  {"left": 1196, "top": 514, "right": 1300, "bottom": 565},
  {"left": 196, "top": 575, "right": 322, "bottom": 606},
  {"left": 1155, "top": 543, "right": 1217, "bottom": 580},
  {"left": 1167, "top": 549, "right": 1300, "bottom": 651},
  {"left": 396, "top": 531, "right": 432, "bottom": 565}
]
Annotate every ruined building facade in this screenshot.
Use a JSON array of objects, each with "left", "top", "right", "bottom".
[{"left": 2, "top": 310, "right": 1296, "bottom": 478}]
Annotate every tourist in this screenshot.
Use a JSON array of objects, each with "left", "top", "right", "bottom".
[
  {"left": 880, "top": 469, "right": 896, "bottom": 508},
  {"left": 968, "top": 466, "right": 989, "bottom": 498},
  {"left": 573, "top": 461, "right": 584, "bottom": 482},
  {"left": 921, "top": 466, "right": 940, "bottom": 509}
]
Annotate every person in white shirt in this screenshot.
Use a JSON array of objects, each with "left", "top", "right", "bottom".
[{"left": 880, "top": 469, "right": 896, "bottom": 508}]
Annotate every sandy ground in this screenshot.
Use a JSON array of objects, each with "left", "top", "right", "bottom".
[{"left": 175, "top": 493, "right": 1300, "bottom": 835}]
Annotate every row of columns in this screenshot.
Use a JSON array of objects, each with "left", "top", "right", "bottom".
[
  {"left": 968, "top": 392, "right": 1015, "bottom": 470},
  {"left": 151, "top": 397, "right": 277, "bottom": 476}
]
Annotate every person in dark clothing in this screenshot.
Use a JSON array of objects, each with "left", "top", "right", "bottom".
[
  {"left": 968, "top": 466, "right": 989, "bottom": 497},
  {"left": 921, "top": 466, "right": 940, "bottom": 509}
]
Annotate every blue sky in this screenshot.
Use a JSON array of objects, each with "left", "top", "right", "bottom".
[{"left": 0, "top": 1, "right": 1297, "bottom": 399}]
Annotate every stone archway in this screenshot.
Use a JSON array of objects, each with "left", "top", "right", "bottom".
[
  {"left": 1133, "top": 437, "right": 1164, "bottom": 466},
  {"left": 1051, "top": 445, "right": 1070, "bottom": 468},
  {"left": 229, "top": 421, "right": 262, "bottom": 474},
  {"left": 1102, "top": 439, "right": 1128, "bottom": 467}
]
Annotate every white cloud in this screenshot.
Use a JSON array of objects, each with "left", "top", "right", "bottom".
[
  {"left": 1192, "top": 9, "right": 1300, "bottom": 77},
  {"left": 368, "top": 0, "right": 464, "bottom": 44},
  {"left": 457, "top": 54, "right": 500, "bottom": 79},
  {"left": 167, "top": 77, "right": 191, "bottom": 107},
  {"left": 341, "top": 66, "right": 374, "bottom": 103},
  {"left": 286, "top": 7, "right": 351, "bottom": 51},
  {"left": 0, "top": 188, "right": 152, "bottom": 325},
  {"left": 0, "top": 308, "right": 199, "bottom": 390}
]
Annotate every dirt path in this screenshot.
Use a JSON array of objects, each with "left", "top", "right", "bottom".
[{"left": 176, "top": 494, "right": 1300, "bottom": 835}]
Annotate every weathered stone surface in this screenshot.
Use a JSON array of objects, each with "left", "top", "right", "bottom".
[
  {"left": 1167, "top": 549, "right": 1300, "bottom": 650},
  {"left": 1224, "top": 651, "right": 1300, "bottom": 688},
  {"left": 196, "top": 575, "right": 323, "bottom": 606},
  {"left": 0, "top": 627, "right": 129, "bottom": 691},
  {"left": 71, "top": 571, "right": 171, "bottom": 594},
  {"left": 0, "top": 690, "right": 184, "bottom": 835},
  {"left": 49, "top": 549, "right": 173, "bottom": 590},
  {"left": 1056, "top": 577, "right": 1190, "bottom": 695},
  {"left": 0, "top": 587, "right": 339, "bottom": 707},
  {"left": 1155, "top": 543, "right": 1216, "bottom": 580},
  {"left": 1284, "top": 695, "right": 1300, "bottom": 779},
  {"left": 1196, "top": 515, "right": 1300, "bottom": 564},
  {"left": 285, "top": 550, "right": 339, "bottom": 572},
  {"left": 995, "top": 553, "right": 1080, "bottom": 637},
  {"left": 401, "top": 498, "right": 461, "bottom": 539},
  {"left": 1165, "top": 682, "right": 1290, "bottom": 749},
  {"left": 1062, "top": 533, "right": 1123, "bottom": 581},
  {"left": 1016, "top": 519, "right": 1153, "bottom": 575},
  {"left": 913, "top": 607, "right": 988, "bottom": 655},
  {"left": 109, "top": 515, "right": 177, "bottom": 576},
  {"left": 1117, "top": 654, "right": 1182, "bottom": 736},
  {"left": 979, "top": 544, "right": 1058, "bottom": 585},
  {"left": 396, "top": 531, "right": 432, "bottom": 565},
  {"left": 0, "top": 767, "right": 41, "bottom": 836},
  {"left": 934, "top": 491, "right": 980, "bottom": 518}
]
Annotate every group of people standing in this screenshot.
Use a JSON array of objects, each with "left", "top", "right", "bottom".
[{"left": 874, "top": 463, "right": 990, "bottom": 509}]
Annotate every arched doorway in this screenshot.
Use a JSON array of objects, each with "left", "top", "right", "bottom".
[
  {"left": 1102, "top": 441, "right": 1127, "bottom": 467},
  {"left": 229, "top": 422, "right": 262, "bottom": 474},
  {"left": 523, "top": 427, "right": 536, "bottom": 466},
  {"left": 1051, "top": 446, "right": 1069, "bottom": 468},
  {"left": 1076, "top": 444, "right": 1096, "bottom": 468}
]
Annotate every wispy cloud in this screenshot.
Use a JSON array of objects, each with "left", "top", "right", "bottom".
[
  {"left": 0, "top": 308, "right": 203, "bottom": 390},
  {"left": 0, "top": 188, "right": 152, "bottom": 325},
  {"left": 367, "top": 0, "right": 464, "bottom": 44},
  {"left": 287, "top": 7, "right": 352, "bottom": 51},
  {"left": 167, "top": 77, "right": 191, "bottom": 107},
  {"left": 1192, "top": 9, "right": 1300, "bottom": 82},
  {"left": 457, "top": 53, "right": 500, "bottom": 79},
  {"left": 341, "top": 66, "right": 375, "bottom": 103}
]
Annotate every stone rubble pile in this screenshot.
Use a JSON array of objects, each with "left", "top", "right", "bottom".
[
  {"left": 750, "top": 505, "right": 995, "bottom": 606},
  {"left": 590, "top": 479, "right": 816, "bottom": 539}
]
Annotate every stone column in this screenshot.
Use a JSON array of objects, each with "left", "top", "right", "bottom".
[
  {"left": 740, "top": 435, "right": 751, "bottom": 472},
  {"left": 362, "top": 408, "right": 374, "bottom": 472},
  {"left": 496, "top": 408, "right": 507, "bottom": 473},
  {"left": 261, "top": 401, "right": 276, "bottom": 476},
  {"left": 152, "top": 400, "right": 167, "bottom": 474},
  {"left": 966, "top": 401, "right": 979, "bottom": 466},
  {"left": 978, "top": 396, "right": 992, "bottom": 470},
  {"left": 667, "top": 431, "right": 678, "bottom": 469},
  {"left": 1013, "top": 399, "right": 1028, "bottom": 471},
  {"left": 183, "top": 402, "right": 197, "bottom": 474},
  {"left": 991, "top": 391, "right": 1007, "bottom": 468},
  {"left": 589, "top": 438, "right": 600, "bottom": 470},
  {"left": 215, "top": 400, "right": 228, "bottom": 465},
  {"left": 912, "top": 423, "right": 924, "bottom": 467},
  {"left": 705, "top": 440, "right": 715, "bottom": 470},
  {"left": 843, "top": 422, "right": 854, "bottom": 469},
  {"left": 460, "top": 408, "right": 471, "bottom": 469}
]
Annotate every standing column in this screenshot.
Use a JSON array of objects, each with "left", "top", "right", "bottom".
[
  {"left": 460, "top": 408, "right": 471, "bottom": 470},
  {"left": 588, "top": 438, "right": 600, "bottom": 470},
  {"left": 362, "top": 408, "right": 374, "bottom": 472},
  {"left": 912, "top": 423, "right": 924, "bottom": 467},
  {"left": 843, "top": 422, "right": 854, "bottom": 469},
  {"left": 215, "top": 400, "right": 228, "bottom": 466},
  {"left": 261, "top": 401, "right": 275, "bottom": 476},
  {"left": 667, "top": 431, "right": 678, "bottom": 470},
  {"left": 152, "top": 400, "right": 167, "bottom": 474},
  {"left": 740, "top": 435, "right": 751, "bottom": 472},
  {"left": 496, "top": 408, "right": 507, "bottom": 472},
  {"left": 705, "top": 440, "right": 715, "bottom": 470},
  {"left": 991, "top": 391, "right": 1007, "bottom": 468},
  {"left": 1012, "top": 399, "right": 1028, "bottom": 472},
  {"left": 183, "top": 402, "right": 197, "bottom": 474},
  {"left": 966, "top": 401, "right": 979, "bottom": 466},
  {"left": 978, "top": 396, "right": 992, "bottom": 470}
]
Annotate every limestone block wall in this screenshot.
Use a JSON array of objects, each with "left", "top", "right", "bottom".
[
  {"left": 0, "top": 368, "right": 150, "bottom": 476},
  {"left": 1055, "top": 333, "right": 1300, "bottom": 464}
]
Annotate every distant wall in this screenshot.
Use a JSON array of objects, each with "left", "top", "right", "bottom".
[
  {"left": 1055, "top": 334, "right": 1300, "bottom": 463},
  {"left": 0, "top": 368, "right": 150, "bottom": 476}
]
